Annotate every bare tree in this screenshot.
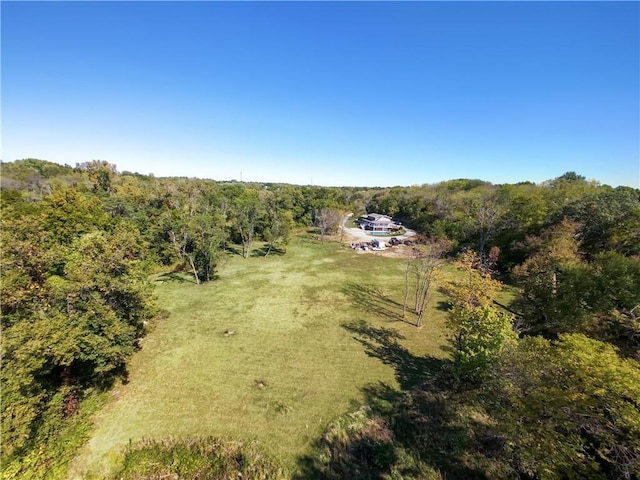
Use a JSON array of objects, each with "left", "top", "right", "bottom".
[
  {"left": 315, "top": 208, "right": 343, "bottom": 241},
  {"left": 464, "top": 196, "right": 501, "bottom": 265},
  {"left": 403, "top": 238, "right": 451, "bottom": 327}
]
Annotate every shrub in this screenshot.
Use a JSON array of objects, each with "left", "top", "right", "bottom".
[{"left": 112, "top": 437, "right": 287, "bottom": 480}]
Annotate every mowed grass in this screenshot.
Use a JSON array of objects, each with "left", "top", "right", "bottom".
[{"left": 69, "top": 234, "right": 451, "bottom": 479}]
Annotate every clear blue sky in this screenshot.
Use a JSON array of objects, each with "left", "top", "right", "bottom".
[{"left": 2, "top": 1, "right": 639, "bottom": 187}]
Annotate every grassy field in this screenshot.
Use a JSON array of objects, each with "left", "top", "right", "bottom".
[{"left": 69, "top": 233, "right": 452, "bottom": 479}]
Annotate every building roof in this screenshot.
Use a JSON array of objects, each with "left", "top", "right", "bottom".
[{"left": 363, "top": 213, "right": 392, "bottom": 221}]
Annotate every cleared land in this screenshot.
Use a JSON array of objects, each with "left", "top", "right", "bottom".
[{"left": 69, "top": 233, "right": 451, "bottom": 479}]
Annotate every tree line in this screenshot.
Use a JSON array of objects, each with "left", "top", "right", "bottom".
[
  {"left": 1, "top": 159, "right": 638, "bottom": 479},
  {"left": 301, "top": 174, "right": 640, "bottom": 479},
  {"left": 366, "top": 171, "right": 640, "bottom": 356},
  {"left": 0, "top": 159, "right": 364, "bottom": 474}
]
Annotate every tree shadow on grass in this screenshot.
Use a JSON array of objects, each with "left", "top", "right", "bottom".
[
  {"left": 359, "top": 381, "right": 489, "bottom": 480},
  {"left": 436, "top": 300, "right": 452, "bottom": 312},
  {"left": 156, "top": 270, "right": 222, "bottom": 284},
  {"left": 155, "top": 271, "right": 196, "bottom": 284},
  {"left": 225, "top": 244, "right": 243, "bottom": 257},
  {"left": 293, "top": 319, "right": 492, "bottom": 480},
  {"left": 342, "top": 319, "right": 444, "bottom": 390},
  {"left": 342, "top": 283, "right": 410, "bottom": 324},
  {"left": 251, "top": 244, "right": 287, "bottom": 257}
]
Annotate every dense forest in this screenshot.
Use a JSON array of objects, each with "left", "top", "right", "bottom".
[{"left": 1, "top": 159, "right": 639, "bottom": 479}]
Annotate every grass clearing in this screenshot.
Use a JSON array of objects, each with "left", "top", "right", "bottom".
[{"left": 69, "top": 233, "right": 452, "bottom": 479}]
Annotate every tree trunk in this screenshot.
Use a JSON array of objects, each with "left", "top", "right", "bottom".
[
  {"left": 403, "top": 256, "right": 411, "bottom": 318},
  {"left": 245, "top": 231, "right": 253, "bottom": 258},
  {"left": 479, "top": 231, "right": 487, "bottom": 265},
  {"left": 61, "top": 365, "right": 74, "bottom": 386},
  {"left": 188, "top": 256, "right": 200, "bottom": 285}
]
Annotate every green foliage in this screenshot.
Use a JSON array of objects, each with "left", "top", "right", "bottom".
[
  {"left": 38, "top": 188, "right": 113, "bottom": 247},
  {"left": 231, "top": 188, "right": 264, "bottom": 258},
  {"left": 362, "top": 173, "right": 616, "bottom": 270},
  {"left": 262, "top": 189, "right": 295, "bottom": 254},
  {"left": 112, "top": 437, "right": 287, "bottom": 480},
  {"left": 554, "top": 171, "right": 586, "bottom": 183},
  {"left": 512, "top": 219, "right": 589, "bottom": 335},
  {"left": 556, "top": 187, "right": 640, "bottom": 256},
  {"left": 76, "top": 160, "right": 118, "bottom": 194},
  {"left": 448, "top": 306, "right": 516, "bottom": 384},
  {"left": 442, "top": 251, "right": 517, "bottom": 384},
  {"left": 588, "top": 251, "right": 640, "bottom": 314},
  {"left": 513, "top": 221, "right": 640, "bottom": 352},
  {"left": 0, "top": 158, "right": 74, "bottom": 182},
  {"left": 1, "top": 390, "right": 107, "bottom": 480},
  {"left": 2, "top": 160, "right": 638, "bottom": 480},
  {"left": 441, "top": 250, "right": 503, "bottom": 310},
  {"left": 160, "top": 181, "right": 229, "bottom": 281},
  {"left": 493, "top": 183, "right": 549, "bottom": 268},
  {"left": 436, "top": 178, "right": 492, "bottom": 191},
  {"left": 489, "top": 334, "right": 640, "bottom": 480},
  {"left": 543, "top": 172, "right": 602, "bottom": 210},
  {"left": 1, "top": 191, "right": 155, "bottom": 461}
]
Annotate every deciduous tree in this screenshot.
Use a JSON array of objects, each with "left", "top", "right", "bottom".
[
  {"left": 402, "top": 238, "right": 450, "bottom": 327},
  {"left": 443, "top": 251, "right": 516, "bottom": 383},
  {"left": 314, "top": 207, "right": 343, "bottom": 241},
  {"left": 232, "top": 188, "right": 263, "bottom": 258},
  {"left": 1, "top": 213, "right": 154, "bottom": 458},
  {"left": 162, "top": 183, "right": 228, "bottom": 282},
  {"left": 489, "top": 334, "right": 640, "bottom": 479},
  {"left": 262, "top": 189, "right": 295, "bottom": 256},
  {"left": 512, "top": 219, "right": 587, "bottom": 335}
]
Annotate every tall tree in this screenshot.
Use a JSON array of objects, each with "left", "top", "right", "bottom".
[
  {"left": 232, "top": 189, "right": 263, "bottom": 258},
  {"left": 555, "top": 187, "right": 640, "bottom": 257},
  {"left": 1, "top": 213, "right": 154, "bottom": 458},
  {"left": 441, "top": 250, "right": 502, "bottom": 310},
  {"left": 314, "top": 207, "right": 343, "bottom": 241},
  {"left": 77, "top": 160, "right": 118, "bottom": 195},
  {"left": 443, "top": 251, "right": 516, "bottom": 383},
  {"left": 162, "top": 182, "right": 228, "bottom": 283},
  {"left": 512, "top": 219, "right": 589, "bottom": 336},
  {"left": 402, "top": 238, "right": 450, "bottom": 327},
  {"left": 449, "top": 304, "right": 516, "bottom": 384},
  {"left": 463, "top": 194, "right": 502, "bottom": 265},
  {"left": 262, "top": 189, "right": 295, "bottom": 256}
]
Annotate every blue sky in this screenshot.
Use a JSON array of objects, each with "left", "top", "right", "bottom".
[{"left": 2, "top": 1, "right": 639, "bottom": 187}]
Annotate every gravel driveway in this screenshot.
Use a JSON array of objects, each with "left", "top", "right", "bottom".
[{"left": 344, "top": 227, "right": 416, "bottom": 242}]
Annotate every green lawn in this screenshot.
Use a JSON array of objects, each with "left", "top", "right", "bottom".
[{"left": 69, "top": 234, "right": 451, "bottom": 479}]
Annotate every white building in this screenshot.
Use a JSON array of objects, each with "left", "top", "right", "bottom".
[{"left": 359, "top": 213, "right": 396, "bottom": 233}]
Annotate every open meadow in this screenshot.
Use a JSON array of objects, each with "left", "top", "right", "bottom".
[{"left": 69, "top": 233, "right": 452, "bottom": 478}]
